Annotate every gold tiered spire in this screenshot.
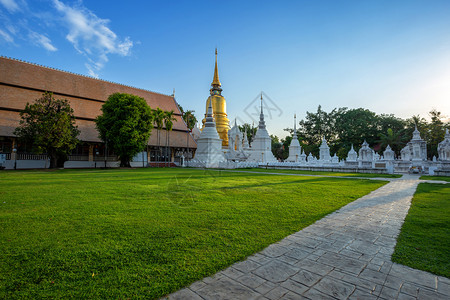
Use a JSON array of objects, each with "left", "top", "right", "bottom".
[
  {"left": 201, "top": 48, "right": 229, "bottom": 147},
  {"left": 212, "top": 48, "right": 221, "bottom": 87}
]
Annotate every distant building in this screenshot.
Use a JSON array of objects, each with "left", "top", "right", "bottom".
[{"left": 0, "top": 56, "right": 196, "bottom": 169}]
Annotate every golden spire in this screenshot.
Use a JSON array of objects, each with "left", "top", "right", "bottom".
[{"left": 212, "top": 48, "right": 221, "bottom": 86}]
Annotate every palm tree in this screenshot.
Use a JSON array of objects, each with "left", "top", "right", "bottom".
[
  {"left": 163, "top": 110, "right": 177, "bottom": 166},
  {"left": 153, "top": 108, "right": 165, "bottom": 162}
]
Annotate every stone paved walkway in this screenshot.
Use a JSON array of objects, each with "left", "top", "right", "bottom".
[{"left": 165, "top": 175, "right": 449, "bottom": 300}]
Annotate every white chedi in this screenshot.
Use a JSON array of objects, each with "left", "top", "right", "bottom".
[
  {"left": 383, "top": 145, "right": 395, "bottom": 161},
  {"left": 286, "top": 114, "right": 301, "bottom": 162},
  {"left": 191, "top": 99, "right": 226, "bottom": 168},
  {"left": 401, "top": 125, "right": 427, "bottom": 161},
  {"left": 319, "top": 136, "right": 331, "bottom": 162},
  {"left": 358, "top": 140, "right": 374, "bottom": 162},
  {"left": 346, "top": 144, "right": 358, "bottom": 162},
  {"left": 438, "top": 129, "right": 450, "bottom": 161},
  {"left": 247, "top": 95, "right": 277, "bottom": 163},
  {"left": 226, "top": 119, "right": 249, "bottom": 161}
]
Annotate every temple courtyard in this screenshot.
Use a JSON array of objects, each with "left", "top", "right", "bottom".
[{"left": 0, "top": 168, "right": 448, "bottom": 299}]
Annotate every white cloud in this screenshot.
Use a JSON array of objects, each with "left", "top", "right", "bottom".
[
  {"left": 0, "top": 28, "right": 13, "bottom": 42},
  {"left": 52, "top": 0, "right": 133, "bottom": 76},
  {"left": 0, "top": 0, "right": 20, "bottom": 13},
  {"left": 28, "top": 31, "right": 57, "bottom": 51}
]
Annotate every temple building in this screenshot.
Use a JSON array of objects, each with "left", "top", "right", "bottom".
[
  {"left": 201, "top": 49, "right": 230, "bottom": 147},
  {"left": 0, "top": 56, "right": 196, "bottom": 169}
]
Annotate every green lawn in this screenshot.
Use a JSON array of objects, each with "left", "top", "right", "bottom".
[
  {"left": 392, "top": 182, "right": 450, "bottom": 278},
  {"left": 0, "top": 168, "right": 386, "bottom": 299},
  {"left": 228, "top": 167, "right": 401, "bottom": 178},
  {"left": 420, "top": 175, "right": 450, "bottom": 182}
]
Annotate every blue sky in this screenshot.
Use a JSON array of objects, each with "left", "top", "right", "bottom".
[{"left": 1, "top": 0, "right": 450, "bottom": 138}]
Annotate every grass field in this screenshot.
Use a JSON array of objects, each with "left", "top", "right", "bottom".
[
  {"left": 229, "top": 168, "right": 402, "bottom": 178},
  {"left": 419, "top": 175, "right": 450, "bottom": 182},
  {"left": 0, "top": 168, "right": 387, "bottom": 299},
  {"left": 392, "top": 182, "right": 450, "bottom": 278}
]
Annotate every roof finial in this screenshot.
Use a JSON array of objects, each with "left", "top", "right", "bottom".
[
  {"left": 212, "top": 48, "right": 221, "bottom": 86},
  {"left": 294, "top": 114, "right": 297, "bottom": 135},
  {"left": 260, "top": 92, "right": 263, "bottom": 114},
  {"left": 172, "top": 88, "right": 175, "bottom": 98}
]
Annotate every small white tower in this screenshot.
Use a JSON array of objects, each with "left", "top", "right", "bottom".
[{"left": 286, "top": 114, "right": 301, "bottom": 162}]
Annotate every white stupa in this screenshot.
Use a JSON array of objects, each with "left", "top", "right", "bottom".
[
  {"left": 438, "top": 129, "right": 450, "bottom": 161},
  {"left": 191, "top": 99, "right": 226, "bottom": 168},
  {"left": 247, "top": 94, "right": 277, "bottom": 163},
  {"left": 347, "top": 144, "right": 358, "bottom": 162},
  {"left": 286, "top": 114, "right": 301, "bottom": 162},
  {"left": 319, "top": 136, "right": 331, "bottom": 162}
]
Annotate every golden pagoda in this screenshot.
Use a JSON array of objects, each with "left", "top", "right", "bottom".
[{"left": 201, "top": 49, "right": 230, "bottom": 147}]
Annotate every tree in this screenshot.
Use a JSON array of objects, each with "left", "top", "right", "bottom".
[
  {"left": 270, "top": 135, "right": 283, "bottom": 160},
  {"left": 178, "top": 105, "right": 197, "bottom": 130},
  {"left": 152, "top": 108, "right": 165, "bottom": 161},
  {"left": 239, "top": 123, "right": 257, "bottom": 145},
  {"left": 95, "top": 93, "right": 154, "bottom": 167},
  {"left": 14, "top": 92, "right": 80, "bottom": 168},
  {"left": 163, "top": 110, "right": 177, "bottom": 164},
  {"left": 427, "top": 109, "right": 446, "bottom": 159}
]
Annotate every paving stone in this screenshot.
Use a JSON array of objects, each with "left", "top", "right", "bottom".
[
  {"left": 290, "top": 269, "right": 322, "bottom": 287},
  {"left": 389, "top": 264, "right": 437, "bottom": 290},
  {"left": 417, "top": 288, "right": 448, "bottom": 300},
  {"left": 264, "top": 286, "right": 290, "bottom": 300},
  {"left": 318, "top": 252, "right": 367, "bottom": 275},
  {"left": 400, "top": 282, "right": 420, "bottom": 297},
  {"left": 252, "top": 260, "right": 299, "bottom": 283},
  {"left": 383, "top": 274, "right": 404, "bottom": 290},
  {"left": 233, "top": 259, "right": 261, "bottom": 273},
  {"left": 280, "top": 279, "right": 308, "bottom": 294},
  {"left": 340, "top": 274, "right": 378, "bottom": 291},
  {"left": 379, "top": 261, "right": 393, "bottom": 274},
  {"left": 312, "top": 277, "right": 356, "bottom": 299},
  {"left": 196, "top": 276, "right": 261, "bottom": 300},
  {"left": 302, "top": 288, "right": 337, "bottom": 300},
  {"left": 281, "top": 291, "right": 309, "bottom": 299},
  {"left": 348, "top": 288, "right": 378, "bottom": 300},
  {"left": 189, "top": 280, "right": 207, "bottom": 291},
  {"left": 284, "top": 248, "right": 310, "bottom": 260},
  {"left": 339, "top": 248, "right": 363, "bottom": 259},
  {"left": 254, "top": 281, "right": 276, "bottom": 295},
  {"left": 237, "top": 273, "right": 267, "bottom": 289},
  {"left": 166, "top": 288, "right": 203, "bottom": 300},
  {"left": 260, "top": 244, "right": 290, "bottom": 258},
  {"left": 397, "top": 293, "right": 417, "bottom": 300},
  {"left": 379, "top": 286, "right": 400, "bottom": 299},
  {"left": 248, "top": 253, "right": 273, "bottom": 266},
  {"left": 437, "top": 280, "right": 450, "bottom": 295},
  {"left": 277, "top": 254, "right": 301, "bottom": 266},
  {"left": 327, "top": 269, "right": 348, "bottom": 280},
  {"left": 221, "top": 267, "right": 245, "bottom": 280},
  {"left": 295, "top": 259, "right": 334, "bottom": 276},
  {"left": 358, "top": 267, "right": 388, "bottom": 285}
]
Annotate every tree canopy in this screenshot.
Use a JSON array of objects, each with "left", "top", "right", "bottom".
[
  {"left": 14, "top": 92, "right": 80, "bottom": 168},
  {"left": 283, "top": 105, "right": 449, "bottom": 160},
  {"left": 95, "top": 93, "right": 154, "bottom": 167},
  {"left": 178, "top": 105, "right": 197, "bottom": 131}
]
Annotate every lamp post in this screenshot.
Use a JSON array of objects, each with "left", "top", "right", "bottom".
[{"left": 13, "top": 148, "right": 17, "bottom": 170}]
